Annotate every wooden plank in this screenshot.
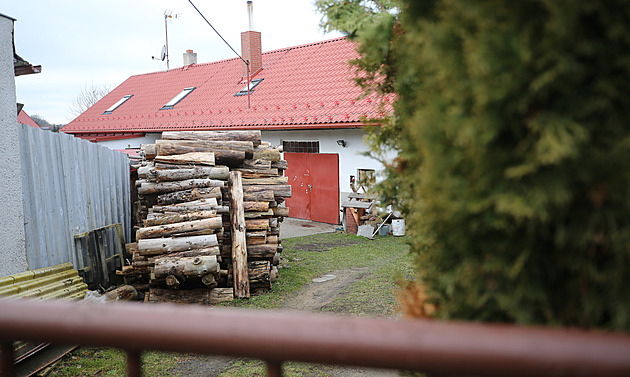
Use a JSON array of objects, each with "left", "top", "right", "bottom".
[
  {"left": 243, "top": 201, "right": 269, "bottom": 212},
  {"left": 271, "top": 160, "right": 288, "bottom": 170},
  {"left": 271, "top": 206, "right": 290, "bottom": 217},
  {"left": 157, "top": 187, "right": 222, "bottom": 205},
  {"left": 136, "top": 217, "right": 222, "bottom": 239},
  {"left": 136, "top": 234, "right": 218, "bottom": 256},
  {"left": 243, "top": 185, "right": 291, "bottom": 198},
  {"left": 244, "top": 210, "right": 274, "bottom": 219},
  {"left": 156, "top": 139, "right": 254, "bottom": 153},
  {"left": 154, "top": 152, "right": 215, "bottom": 166},
  {"left": 229, "top": 171, "right": 250, "bottom": 299},
  {"left": 341, "top": 200, "right": 373, "bottom": 209},
  {"left": 161, "top": 130, "right": 262, "bottom": 147},
  {"left": 347, "top": 192, "right": 377, "bottom": 200},
  {"left": 148, "top": 287, "right": 233, "bottom": 305},
  {"left": 245, "top": 218, "right": 270, "bottom": 230},
  {"left": 241, "top": 159, "right": 271, "bottom": 170},
  {"left": 152, "top": 255, "right": 219, "bottom": 279},
  {"left": 242, "top": 177, "right": 289, "bottom": 185},
  {"left": 138, "top": 179, "right": 224, "bottom": 195},
  {"left": 252, "top": 147, "right": 281, "bottom": 162},
  {"left": 154, "top": 166, "right": 229, "bottom": 182}
]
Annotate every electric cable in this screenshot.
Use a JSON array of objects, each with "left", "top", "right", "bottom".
[{"left": 187, "top": 0, "right": 248, "bottom": 65}]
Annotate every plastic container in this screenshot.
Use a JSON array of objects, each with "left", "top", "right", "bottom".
[
  {"left": 378, "top": 224, "right": 390, "bottom": 236},
  {"left": 392, "top": 219, "right": 406, "bottom": 236},
  {"left": 357, "top": 225, "right": 374, "bottom": 238}
]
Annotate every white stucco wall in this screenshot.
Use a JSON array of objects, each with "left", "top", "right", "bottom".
[
  {"left": 96, "top": 128, "right": 393, "bottom": 205},
  {"left": 97, "top": 132, "right": 162, "bottom": 150},
  {"left": 262, "top": 128, "right": 384, "bottom": 194},
  {"left": 0, "top": 14, "right": 28, "bottom": 275}
]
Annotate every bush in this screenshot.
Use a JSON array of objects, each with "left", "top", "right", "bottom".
[{"left": 394, "top": 0, "right": 630, "bottom": 330}]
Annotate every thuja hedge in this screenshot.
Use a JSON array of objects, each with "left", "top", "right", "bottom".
[{"left": 393, "top": 0, "right": 630, "bottom": 330}]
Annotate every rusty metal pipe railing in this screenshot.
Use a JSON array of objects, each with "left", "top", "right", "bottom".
[{"left": 1, "top": 298, "right": 630, "bottom": 377}]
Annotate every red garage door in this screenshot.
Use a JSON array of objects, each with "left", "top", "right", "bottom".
[{"left": 284, "top": 153, "right": 339, "bottom": 224}]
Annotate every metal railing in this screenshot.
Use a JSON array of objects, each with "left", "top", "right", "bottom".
[{"left": 1, "top": 298, "right": 630, "bottom": 376}]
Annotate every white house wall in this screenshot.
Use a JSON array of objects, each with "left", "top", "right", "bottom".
[
  {"left": 0, "top": 13, "right": 28, "bottom": 275},
  {"left": 97, "top": 133, "right": 162, "bottom": 150},
  {"left": 96, "top": 127, "right": 393, "bottom": 220},
  {"left": 262, "top": 128, "right": 385, "bottom": 203}
]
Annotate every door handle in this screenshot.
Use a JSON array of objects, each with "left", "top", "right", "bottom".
[{"left": 308, "top": 184, "right": 312, "bottom": 192}]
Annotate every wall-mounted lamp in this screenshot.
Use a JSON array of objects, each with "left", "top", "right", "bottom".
[{"left": 337, "top": 139, "right": 347, "bottom": 147}]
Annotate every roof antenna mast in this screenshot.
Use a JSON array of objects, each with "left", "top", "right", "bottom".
[
  {"left": 164, "top": 11, "right": 179, "bottom": 70},
  {"left": 152, "top": 10, "right": 180, "bottom": 70}
]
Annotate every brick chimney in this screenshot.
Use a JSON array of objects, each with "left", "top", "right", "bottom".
[
  {"left": 183, "top": 49, "right": 197, "bottom": 66},
  {"left": 241, "top": 1, "right": 261, "bottom": 81}
]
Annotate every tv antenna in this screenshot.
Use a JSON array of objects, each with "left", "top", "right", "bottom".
[{"left": 151, "top": 10, "right": 180, "bottom": 70}]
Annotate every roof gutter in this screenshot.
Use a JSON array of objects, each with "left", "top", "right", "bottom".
[{"left": 63, "top": 122, "right": 369, "bottom": 136}]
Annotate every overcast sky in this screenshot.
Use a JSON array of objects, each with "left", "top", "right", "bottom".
[{"left": 4, "top": 0, "right": 342, "bottom": 124}]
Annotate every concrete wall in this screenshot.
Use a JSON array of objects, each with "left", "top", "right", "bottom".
[{"left": 0, "top": 14, "right": 28, "bottom": 275}]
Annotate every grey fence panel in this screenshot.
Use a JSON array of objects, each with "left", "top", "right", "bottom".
[{"left": 19, "top": 125, "right": 130, "bottom": 271}]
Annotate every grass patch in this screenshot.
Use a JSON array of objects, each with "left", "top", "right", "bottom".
[
  {"left": 217, "top": 359, "right": 338, "bottom": 377},
  {"left": 51, "top": 347, "right": 182, "bottom": 377},
  {"left": 225, "top": 232, "right": 412, "bottom": 314}
]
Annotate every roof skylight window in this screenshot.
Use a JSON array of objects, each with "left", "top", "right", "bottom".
[
  {"left": 103, "top": 95, "right": 133, "bottom": 114},
  {"left": 161, "top": 87, "right": 196, "bottom": 110},
  {"left": 234, "top": 79, "right": 263, "bottom": 96}
]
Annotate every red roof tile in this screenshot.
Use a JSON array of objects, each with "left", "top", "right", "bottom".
[{"left": 62, "top": 37, "right": 390, "bottom": 137}]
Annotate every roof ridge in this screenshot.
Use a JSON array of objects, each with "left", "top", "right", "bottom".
[
  {"left": 263, "top": 36, "right": 349, "bottom": 55},
  {"left": 130, "top": 36, "right": 349, "bottom": 79}
]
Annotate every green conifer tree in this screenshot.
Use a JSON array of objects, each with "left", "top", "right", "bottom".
[{"left": 317, "top": 0, "right": 630, "bottom": 330}]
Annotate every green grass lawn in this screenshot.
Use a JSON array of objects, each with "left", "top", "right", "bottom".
[
  {"left": 229, "top": 232, "right": 413, "bottom": 314},
  {"left": 50, "top": 232, "right": 412, "bottom": 376}
]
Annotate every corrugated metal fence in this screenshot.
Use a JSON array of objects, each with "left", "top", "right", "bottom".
[{"left": 18, "top": 125, "right": 130, "bottom": 272}]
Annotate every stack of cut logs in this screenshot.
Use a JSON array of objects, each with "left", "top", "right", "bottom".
[{"left": 120, "top": 130, "right": 290, "bottom": 305}]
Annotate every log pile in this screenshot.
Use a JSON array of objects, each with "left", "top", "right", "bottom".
[{"left": 120, "top": 130, "right": 290, "bottom": 304}]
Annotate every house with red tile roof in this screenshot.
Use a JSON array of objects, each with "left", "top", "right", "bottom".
[
  {"left": 62, "top": 31, "right": 392, "bottom": 224},
  {"left": 17, "top": 109, "right": 39, "bottom": 128}
]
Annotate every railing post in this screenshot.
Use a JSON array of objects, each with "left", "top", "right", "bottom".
[
  {"left": 1, "top": 342, "right": 15, "bottom": 377},
  {"left": 127, "top": 349, "right": 142, "bottom": 377},
  {"left": 266, "top": 360, "right": 282, "bottom": 377}
]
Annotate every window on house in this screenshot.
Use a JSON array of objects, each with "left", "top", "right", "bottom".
[
  {"left": 234, "top": 79, "right": 263, "bottom": 96},
  {"left": 161, "top": 87, "right": 196, "bottom": 110},
  {"left": 103, "top": 95, "right": 133, "bottom": 114},
  {"left": 282, "top": 140, "right": 320, "bottom": 153}
]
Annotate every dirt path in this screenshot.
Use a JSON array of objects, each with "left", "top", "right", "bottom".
[
  {"left": 168, "top": 267, "right": 395, "bottom": 377},
  {"left": 281, "top": 267, "right": 369, "bottom": 312}
]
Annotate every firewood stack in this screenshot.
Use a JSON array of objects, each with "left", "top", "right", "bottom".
[{"left": 120, "top": 130, "right": 290, "bottom": 304}]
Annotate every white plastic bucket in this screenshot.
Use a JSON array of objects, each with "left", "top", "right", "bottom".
[{"left": 392, "top": 219, "right": 406, "bottom": 236}]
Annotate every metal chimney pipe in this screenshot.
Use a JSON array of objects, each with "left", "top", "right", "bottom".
[{"left": 247, "top": 1, "right": 253, "bottom": 30}]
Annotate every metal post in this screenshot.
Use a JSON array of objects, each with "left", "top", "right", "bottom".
[
  {"left": 164, "top": 14, "right": 170, "bottom": 70},
  {"left": 127, "top": 349, "right": 142, "bottom": 377},
  {"left": 266, "top": 360, "right": 282, "bottom": 377},
  {"left": 1, "top": 342, "right": 15, "bottom": 377},
  {"left": 247, "top": 61, "right": 251, "bottom": 109}
]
